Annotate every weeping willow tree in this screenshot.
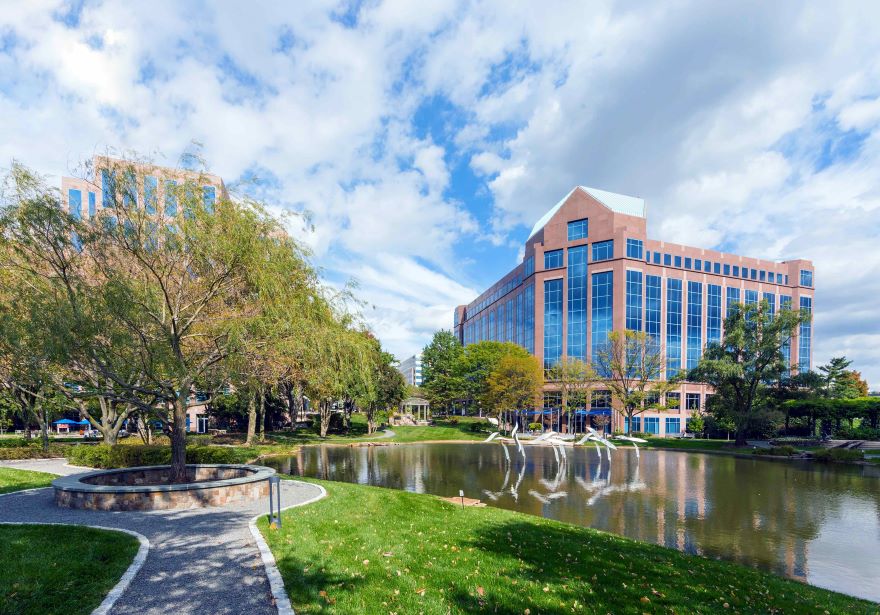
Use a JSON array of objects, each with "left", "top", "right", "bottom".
[{"left": 0, "top": 156, "right": 324, "bottom": 482}]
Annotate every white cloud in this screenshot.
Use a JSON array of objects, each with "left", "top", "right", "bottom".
[{"left": 1, "top": 1, "right": 879, "bottom": 385}]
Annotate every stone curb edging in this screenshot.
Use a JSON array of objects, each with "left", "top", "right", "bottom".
[
  {"left": 0, "top": 521, "right": 150, "bottom": 615},
  {"left": 248, "top": 481, "right": 329, "bottom": 615}
]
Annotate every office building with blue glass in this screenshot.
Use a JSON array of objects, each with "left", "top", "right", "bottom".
[{"left": 454, "top": 186, "right": 814, "bottom": 435}]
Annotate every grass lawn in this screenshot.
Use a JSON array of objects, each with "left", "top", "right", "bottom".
[
  {"left": 0, "top": 467, "right": 56, "bottom": 494},
  {"left": 260, "top": 479, "right": 874, "bottom": 614},
  {"left": 0, "top": 524, "right": 139, "bottom": 615}
]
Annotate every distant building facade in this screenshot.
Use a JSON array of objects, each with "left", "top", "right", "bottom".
[
  {"left": 397, "top": 354, "right": 423, "bottom": 387},
  {"left": 60, "top": 156, "right": 226, "bottom": 432},
  {"left": 453, "top": 186, "right": 814, "bottom": 436}
]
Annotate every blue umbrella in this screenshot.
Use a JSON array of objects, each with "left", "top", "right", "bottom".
[{"left": 53, "top": 419, "right": 78, "bottom": 425}]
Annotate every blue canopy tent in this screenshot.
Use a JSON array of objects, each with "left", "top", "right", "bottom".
[{"left": 52, "top": 419, "right": 78, "bottom": 425}]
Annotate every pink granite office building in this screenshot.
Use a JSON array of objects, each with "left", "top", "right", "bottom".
[{"left": 453, "top": 186, "right": 814, "bottom": 435}]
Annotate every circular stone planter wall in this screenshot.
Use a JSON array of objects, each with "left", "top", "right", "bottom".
[{"left": 53, "top": 464, "right": 275, "bottom": 511}]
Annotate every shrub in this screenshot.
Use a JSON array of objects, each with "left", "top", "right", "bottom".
[
  {"left": 812, "top": 448, "right": 864, "bottom": 463},
  {"left": 446, "top": 418, "right": 459, "bottom": 425},
  {"left": 753, "top": 445, "right": 796, "bottom": 457},
  {"left": 528, "top": 422, "right": 543, "bottom": 431},
  {"left": 69, "top": 444, "right": 247, "bottom": 468},
  {"left": 0, "top": 443, "right": 71, "bottom": 460},
  {"left": 833, "top": 426, "right": 880, "bottom": 441}
]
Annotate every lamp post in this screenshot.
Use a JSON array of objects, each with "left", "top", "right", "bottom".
[{"left": 268, "top": 475, "right": 282, "bottom": 528}]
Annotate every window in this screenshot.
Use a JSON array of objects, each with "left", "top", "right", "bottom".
[
  {"left": 781, "top": 295, "right": 792, "bottom": 367},
  {"left": 88, "top": 192, "right": 96, "bottom": 217},
  {"left": 544, "top": 249, "right": 563, "bottom": 269},
  {"left": 643, "top": 417, "right": 660, "bottom": 435},
  {"left": 625, "top": 416, "right": 642, "bottom": 433},
  {"left": 694, "top": 258, "right": 701, "bottom": 271},
  {"left": 776, "top": 273, "right": 784, "bottom": 284},
  {"left": 488, "top": 310, "right": 495, "bottom": 342},
  {"left": 674, "top": 255, "right": 682, "bottom": 268},
  {"left": 626, "top": 270, "right": 643, "bottom": 331},
  {"left": 144, "top": 176, "right": 158, "bottom": 215},
  {"left": 799, "top": 296, "right": 812, "bottom": 372},
  {"left": 685, "top": 257, "right": 692, "bottom": 269},
  {"left": 705, "top": 261, "right": 712, "bottom": 273},
  {"left": 68, "top": 189, "right": 82, "bottom": 220},
  {"left": 626, "top": 238, "right": 643, "bottom": 259},
  {"left": 543, "top": 279, "right": 563, "bottom": 369},
  {"left": 568, "top": 218, "right": 588, "bottom": 241},
  {"left": 800, "top": 269, "right": 813, "bottom": 287},
  {"left": 101, "top": 168, "right": 115, "bottom": 207},
  {"left": 665, "top": 417, "right": 681, "bottom": 435},
  {"left": 567, "top": 246, "right": 587, "bottom": 360},
  {"left": 666, "top": 279, "right": 682, "bottom": 378},
  {"left": 685, "top": 393, "right": 701, "bottom": 410},
  {"left": 524, "top": 284, "right": 535, "bottom": 354},
  {"left": 121, "top": 170, "right": 137, "bottom": 209},
  {"left": 732, "top": 265, "right": 739, "bottom": 277},
  {"left": 763, "top": 292, "right": 775, "bottom": 318},
  {"left": 164, "top": 180, "right": 178, "bottom": 216},
  {"left": 664, "top": 253, "right": 671, "bottom": 266},
  {"left": 707, "top": 284, "right": 721, "bottom": 345},
  {"left": 646, "top": 275, "right": 662, "bottom": 349},
  {"left": 516, "top": 292, "right": 524, "bottom": 348},
  {"left": 750, "top": 268, "right": 757, "bottom": 280},
  {"left": 745, "top": 290, "right": 758, "bottom": 306},
  {"left": 591, "top": 271, "right": 613, "bottom": 362},
  {"left": 667, "top": 392, "right": 681, "bottom": 412},
  {"left": 726, "top": 287, "right": 740, "bottom": 316},
  {"left": 497, "top": 304, "right": 504, "bottom": 341},
  {"left": 686, "top": 281, "right": 702, "bottom": 370},
  {"left": 592, "top": 240, "right": 613, "bottom": 261},
  {"left": 653, "top": 252, "right": 661, "bottom": 265},
  {"left": 524, "top": 255, "right": 535, "bottom": 277},
  {"left": 759, "top": 270, "right": 766, "bottom": 282},
  {"left": 645, "top": 250, "right": 650, "bottom": 262},
  {"left": 723, "top": 264, "right": 730, "bottom": 276},
  {"left": 203, "top": 186, "right": 216, "bottom": 213},
  {"left": 507, "top": 298, "right": 514, "bottom": 343}
]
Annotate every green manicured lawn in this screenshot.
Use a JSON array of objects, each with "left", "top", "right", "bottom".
[
  {"left": 385, "top": 417, "right": 491, "bottom": 443},
  {"left": 260, "top": 479, "right": 874, "bottom": 614},
  {"left": 0, "top": 524, "right": 139, "bottom": 615},
  {"left": 0, "top": 467, "right": 56, "bottom": 494}
]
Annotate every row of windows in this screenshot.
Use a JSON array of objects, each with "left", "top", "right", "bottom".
[
  {"left": 591, "top": 271, "right": 613, "bottom": 363},
  {"left": 567, "top": 246, "right": 587, "bottom": 360},
  {"left": 799, "top": 296, "right": 812, "bottom": 373},
  {"left": 643, "top": 249, "right": 792, "bottom": 285},
  {"left": 686, "top": 281, "right": 702, "bottom": 370},
  {"left": 543, "top": 279, "right": 563, "bottom": 369},
  {"left": 97, "top": 170, "right": 216, "bottom": 217},
  {"left": 625, "top": 270, "right": 642, "bottom": 331},
  {"left": 625, "top": 417, "right": 696, "bottom": 435},
  {"left": 466, "top": 263, "right": 528, "bottom": 319}
]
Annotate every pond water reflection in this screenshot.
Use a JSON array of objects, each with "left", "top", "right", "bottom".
[{"left": 266, "top": 443, "right": 880, "bottom": 602}]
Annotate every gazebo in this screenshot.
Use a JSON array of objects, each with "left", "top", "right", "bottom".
[
  {"left": 396, "top": 396, "right": 431, "bottom": 426},
  {"left": 53, "top": 418, "right": 89, "bottom": 434}
]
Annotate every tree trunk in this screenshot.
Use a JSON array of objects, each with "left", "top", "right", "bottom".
[
  {"left": 734, "top": 426, "right": 748, "bottom": 447},
  {"left": 257, "top": 386, "right": 266, "bottom": 443},
  {"left": 169, "top": 397, "right": 188, "bottom": 483},
  {"left": 366, "top": 403, "right": 376, "bottom": 435},
  {"left": 246, "top": 390, "right": 257, "bottom": 446},
  {"left": 293, "top": 382, "right": 304, "bottom": 422},
  {"left": 320, "top": 401, "right": 331, "bottom": 438},
  {"left": 38, "top": 404, "right": 49, "bottom": 453}
]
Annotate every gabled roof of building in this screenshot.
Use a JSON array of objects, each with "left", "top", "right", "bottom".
[{"left": 528, "top": 185, "right": 646, "bottom": 239}]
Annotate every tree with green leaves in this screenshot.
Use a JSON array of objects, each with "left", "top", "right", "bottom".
[
  {"left": 1, "top": 158, "right": 323, "bottom": 481},
  {"left": 484, "top": 354, "right": 544, "bottom": 429},
  {"left": 592, "top": 330, "right": 679, "bottom": 434},
  {"left": 421, "top": 330, "right": 465, "bottom": 416},
  {"left": 689, "top": 300, "right": 808, "bottom": 446},
  {"left": 546, "top": 357, "right": 596, "bottom": 433},
  {"left": 460, "top": 341, "right": 532, "bottom": 415}
]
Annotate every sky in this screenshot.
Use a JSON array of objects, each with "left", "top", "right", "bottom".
[{"left": 1, "top": 1, "right": 879, "bottom": 387}]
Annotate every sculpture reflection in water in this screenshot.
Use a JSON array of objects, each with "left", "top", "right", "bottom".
[{"left": 483, "top": 425, "right": 647, "bottom": 507}]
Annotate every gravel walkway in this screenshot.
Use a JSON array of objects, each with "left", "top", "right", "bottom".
[{"left": 0, "top": 459, "right": 324, "bottom": 615}]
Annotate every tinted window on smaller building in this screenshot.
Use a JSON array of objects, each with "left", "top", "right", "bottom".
[
  {"left": 568, "top": 218, "right": 588, "bottom": 241},
  {"left": 705, "top": 261, "right": 712, "bottom": 273},
  {"left": 724, "top": 264, "right": 730, "bottom": 275},
  {"left": 666, "top": 392, "right": 681, "bottom": 410},
  {"left": 713, "top": 262, "right": 720, "bottom": 274},
  {"left": 684, "top": 257, "right": 692, "bottom": 269},
  {"left": 626, "top": 238, "right": 643, "bottom": 259},
  {"left": 592, "top": 240, "right": 613, "bottom": 262},
  {"left": 685, "top": 393, "right": 701, "bottom": 410},
  {"left": 800, "top": 269, "right": 813, "bottom": 287},
  {"left": 544, "top": 249, "right": 563, "bottom": 269},
  {"left": 694, "top": 258, "right": 701, "bottom": 270},
  {"left": 674, "top": 255, "right": 682, "bottom": 267},
  {"left": 653, "top": 252, "right": 661, "bottom": 265},
  {"left": 759, "top": 270, "right": 766, "bottom": 282},
  {"left": 664, "top": 253, "right": 671, "bottom": 266},
  {"left": 732, "top": 265, "right": 739, "bottom": 277},
  {"left": 750, "top": 268, "right": 757, "bottom": 280}
]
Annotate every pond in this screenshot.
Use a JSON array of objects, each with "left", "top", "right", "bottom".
[{"left": 265, "top": 442, "right": 880, "bottom": 602}]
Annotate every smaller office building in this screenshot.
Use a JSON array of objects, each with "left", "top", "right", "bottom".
[{"left": 397, "top": 354, "right": 424, "bottom": 387}]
